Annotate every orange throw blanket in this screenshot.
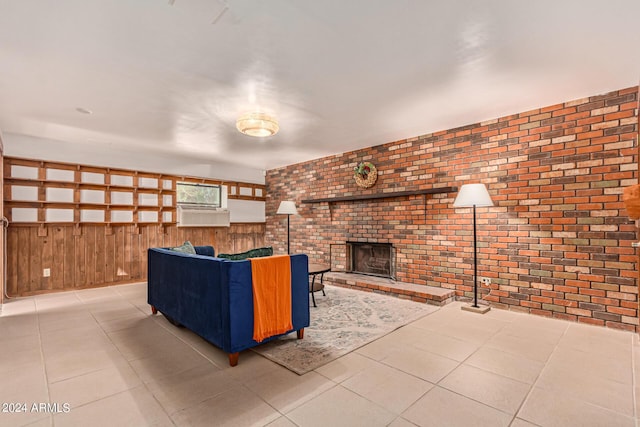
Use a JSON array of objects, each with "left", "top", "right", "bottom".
[{"left": 250, "top": 255, "right": 293, "bottom": 343}]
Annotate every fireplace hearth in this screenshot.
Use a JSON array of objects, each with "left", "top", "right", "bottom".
[{"left": 346, "top": 242, "right": 395, "bottom": 279}]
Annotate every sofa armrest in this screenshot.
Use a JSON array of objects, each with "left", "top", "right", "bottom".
[
  {"left": 148, "top": 248, "right": 225, "bottom": 348},
  {"left": 220, "top": 254, "right": 310, "bottom": 353}
]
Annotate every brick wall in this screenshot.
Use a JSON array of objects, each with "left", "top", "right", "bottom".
[{"left": 266, "top": 87, "right": 639, "bottom": 331}]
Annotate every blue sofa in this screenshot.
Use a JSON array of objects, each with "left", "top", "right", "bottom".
[{"left": 147, "top": 246, "right": 310, "bottom": 366}]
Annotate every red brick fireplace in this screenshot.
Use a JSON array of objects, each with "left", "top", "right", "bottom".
[{"left": 266, "top": 86, "right": 639, "bottom": 331}]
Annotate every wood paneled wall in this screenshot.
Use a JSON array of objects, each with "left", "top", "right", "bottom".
[{"left": 6, "top": 223, "right": 265, "bottom": 296}]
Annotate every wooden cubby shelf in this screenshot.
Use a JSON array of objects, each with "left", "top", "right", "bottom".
[{"left": 5, "top": 178, "right": 177, "bottom": 193}]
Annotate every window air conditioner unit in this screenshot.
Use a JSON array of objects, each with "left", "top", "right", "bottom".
[{"left": 177, "top": 206, "right": 230, "bottom": 227}]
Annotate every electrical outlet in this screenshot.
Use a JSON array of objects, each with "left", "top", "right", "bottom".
[
  {"left": 43, "top": 268, "right": 50, "bottom": 277},
  {"left": 481, "top": 277, "right": 491, "bottom": 286}
]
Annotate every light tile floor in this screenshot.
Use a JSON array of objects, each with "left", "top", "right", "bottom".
[{"left": 1, "top": 282, "right": 639, "bottom": 427}]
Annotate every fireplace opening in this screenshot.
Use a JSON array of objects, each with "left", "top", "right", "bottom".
[{"left": 346, "top": 242, "right": 395, "bottom": 279}]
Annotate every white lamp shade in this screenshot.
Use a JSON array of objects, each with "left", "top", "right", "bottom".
[
  {"left": 453, "top": 184, "right": 494, "bottom": 207},
  {"left": 276, "top": 200, "right": 298, "bottom": 215}
]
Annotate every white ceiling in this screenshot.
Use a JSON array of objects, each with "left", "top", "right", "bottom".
[{"left": 0, "top": 0, "right": 639, "bottom": 172}]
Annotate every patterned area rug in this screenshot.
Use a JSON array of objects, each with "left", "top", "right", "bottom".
[{"left": 251, "top": 285, "right": 439, "bottom": 375}]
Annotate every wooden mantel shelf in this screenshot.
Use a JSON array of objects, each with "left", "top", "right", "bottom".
[{"left": 301, "top": 187, "right": 458, "bottom": 204}]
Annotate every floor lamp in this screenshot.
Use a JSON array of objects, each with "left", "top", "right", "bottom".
[
  {"left": 453, "top": 184, "right": 494, "bottom": 314},
  {"left": 277, "top": 201, "right": 298, "bottom": 254}
]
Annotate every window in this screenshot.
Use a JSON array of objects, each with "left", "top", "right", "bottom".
[{"left": 176, "top": 182, "right": 221, "bottom": 208}]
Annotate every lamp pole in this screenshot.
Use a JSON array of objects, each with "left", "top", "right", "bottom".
[
  {"left": 286, "top": 213, "right": 291, "bottom": 254},
  {"left": 472, "top": 204, "right": 478, "bottom": 308}
]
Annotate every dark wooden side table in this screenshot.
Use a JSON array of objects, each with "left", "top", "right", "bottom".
[{"left": 308, "top": 263, "right": 330, "bottom": 307}]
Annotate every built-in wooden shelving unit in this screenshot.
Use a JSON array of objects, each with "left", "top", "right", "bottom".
[{"left": 3, "top": 156, "right": 266, "bottom": 227}]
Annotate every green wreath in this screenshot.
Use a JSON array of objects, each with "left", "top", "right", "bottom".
[{"left": 353, "top": 162, "right": 377, "bottom": 189}]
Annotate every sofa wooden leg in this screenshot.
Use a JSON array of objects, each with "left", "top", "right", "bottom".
[
  {"left": 297, "top": 328, "right": 304, "bottom": 339},
  {"left": 151, "top": 306, "right": 157, "bottom": 315},
  {"left": 228, "top": 352, "right": 239, "bottom": 367}
]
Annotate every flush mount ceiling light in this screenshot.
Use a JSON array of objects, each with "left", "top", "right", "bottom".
[{"left": 236, "top": 112, "right": 279, "bottom": 137}]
